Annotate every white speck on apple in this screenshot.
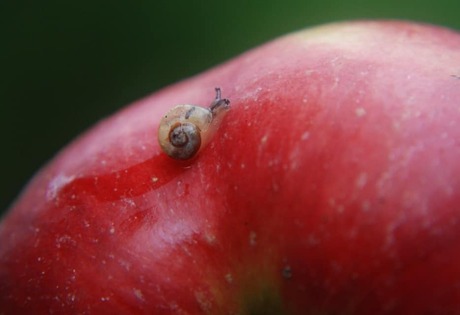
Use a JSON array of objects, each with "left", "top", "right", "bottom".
[
  {"left": 69, "top": 270, "right": 76, "bottom": 282},
  {"left": 119, "top": 259, "right": 131, "bottom": 272},
  {"left": 204, "top": 233, "right": 216, "bottom": 244},
  {"left": 176, "top": 180, "right": 185, "bottom": 197},
  {"left": 133, "top": 288, "right": 144, "bottom": 301},
  {"left": 355, "top": 172, "right": 368, "bottom": 189},
  {"left": 260, "top": 134, "right": 269, "bottom": 144},
  {"left": 122, "top": 198, "right": 136, "bottom": 208},
  {"left": 249, "top": 231, "right": 257, "bottom": 246},
  {"left": 68, "top": 294, "right": 76, "bottom": 302},
  {"left": 55, "top": 235, "right": 76, "bottom": 249},
  {"left": 267, "top": 159, "right": 277, "bottom": 167},
  {"left": 151, "top": 176, "right": 159, "bottom": 183},
  {"left": 301, "top": 131, "right": 310, "bottom": 141},
  {"left": 225, "top": 273, "right": 233, "bottom": 284},
  {"left": 195, "top": 291, "right": 212, "bottom": 312},
  {"left": 355, "top": 107, "right": 366, "bottom": 117}
]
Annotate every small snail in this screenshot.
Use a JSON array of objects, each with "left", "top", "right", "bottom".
[{"left": 158, "top": 87, "right": 230, "bottom": 160}]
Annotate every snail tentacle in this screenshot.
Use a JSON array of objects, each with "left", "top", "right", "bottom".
[{"left": 209, "top": 87, "right": 231, "bottom": 114}]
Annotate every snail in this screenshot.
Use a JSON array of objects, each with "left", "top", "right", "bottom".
[{"left": 158, "top": 87, "right": 230, "bottom": 160}]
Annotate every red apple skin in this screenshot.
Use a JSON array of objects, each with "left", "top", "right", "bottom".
[{"left": 2, "top": 20, "right": 460, "bottom": 314}]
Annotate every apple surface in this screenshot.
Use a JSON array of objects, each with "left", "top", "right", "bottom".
[{"left": 2, "top": 21, "right": 460, "bottom": 314}]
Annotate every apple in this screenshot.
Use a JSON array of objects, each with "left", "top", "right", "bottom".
[{"left": 2, "top": 20, "right": 460, "bottom": 314}]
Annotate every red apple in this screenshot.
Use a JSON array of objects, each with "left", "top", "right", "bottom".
[{"left": 2, "top": 20, "right": 460, "bottom": 314}]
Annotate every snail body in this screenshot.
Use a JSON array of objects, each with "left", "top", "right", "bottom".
[{"left": 158, "top": 88, "right": 230, "bottom": 160}]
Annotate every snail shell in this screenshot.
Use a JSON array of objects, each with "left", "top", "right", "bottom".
[{"left": 158, "top": 88, "right": 230, "bottom": 160}]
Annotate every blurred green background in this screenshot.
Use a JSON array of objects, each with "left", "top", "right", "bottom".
[{"left": 1, "top": 0, "right": 459, "bottom": 215}]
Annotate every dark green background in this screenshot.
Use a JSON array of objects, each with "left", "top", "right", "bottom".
[{"left": 1, "top": 1, "right": 459, "bottom": 215}]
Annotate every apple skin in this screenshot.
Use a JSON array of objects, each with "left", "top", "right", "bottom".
[{"left": 2, "top": 20, "right": 460, "bottom": 314}]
